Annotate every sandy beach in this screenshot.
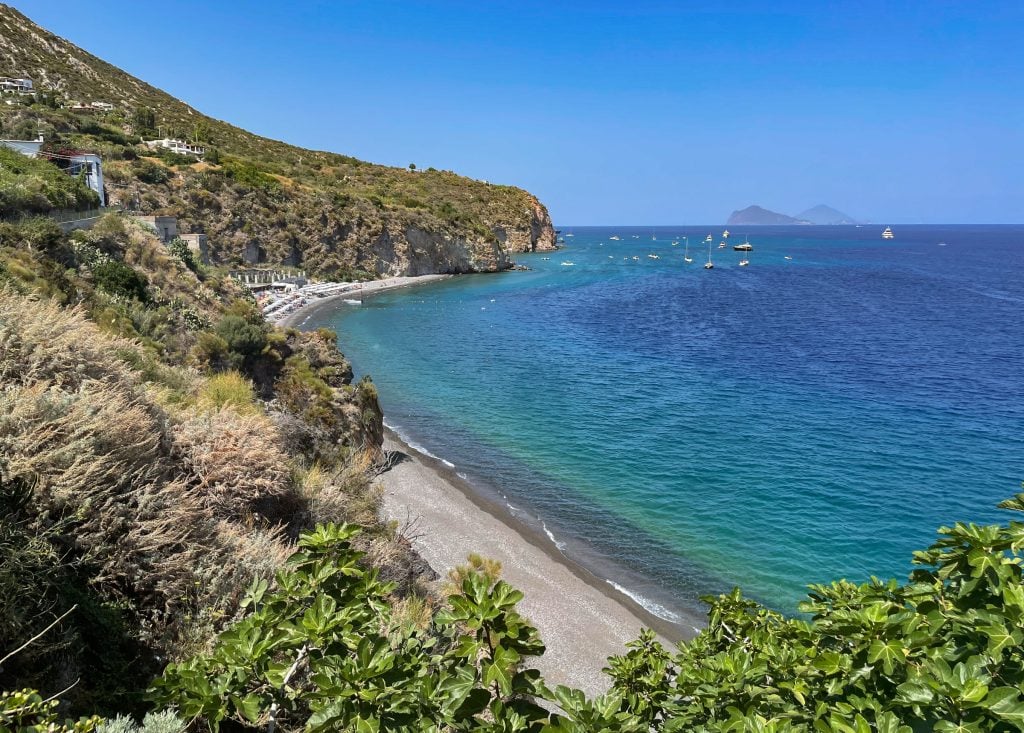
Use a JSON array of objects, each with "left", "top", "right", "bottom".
[
  {"left": 275, "top": 274, "right": 451, "bottom": 329},
  {"left": 375, "top": 430, "right": 686, "bottom": 697}
]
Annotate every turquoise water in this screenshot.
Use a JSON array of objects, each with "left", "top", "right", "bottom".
[{"left": 303, "top": 225, "right": 1024, "bottom": 626}]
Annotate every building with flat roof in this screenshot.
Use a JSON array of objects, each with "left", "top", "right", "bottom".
[
  {"left": 145, "top": 138, "right": 206, "bottom": 157},
  {"left": 133, "top": 215, "right": 177, "bottom": 243},
  {"left": 0, "top": 134, "right": 43, "bottom": 157},
  {"left": 0, "top": 76, "right": 33, "bottom": 93}
]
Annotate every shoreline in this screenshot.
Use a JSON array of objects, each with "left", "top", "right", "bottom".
[
  {"left": 274, "top": 274, "right": 452, "bottom": 329},
  {"left": 376, "top": 426, "right": 698, "bottom": 696}
]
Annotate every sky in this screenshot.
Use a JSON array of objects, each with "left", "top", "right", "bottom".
[{"left": 13, "top": 1, "right": 1024, "bottom": 224}]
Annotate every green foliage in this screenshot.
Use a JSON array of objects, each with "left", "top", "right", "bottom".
[
  {"left": 150, "top": 494, "right": 1024, "bottom": 732},
  {"left": 195, "top": 371, "right": 258, "bottom": 414},
  {"left": 222, "top": 159, "right": 281, "bottom": 192},
  {"left": 599, "top": 491, "right": 1024, "bottom": 731},
  {"left": 214, "top": 314, "right": 267, "bottom": 357},
  {"left": 130, "top": 106, "right": 156, "bottom": 137},
  {"left": 151, "top": 523, "right": 553, "bottom": 732},
  {"left": 0, "top": 689, "right": 101, "bottom": 732},
  {"left": 132, "top": 160, "right": 170, "bottom": 185},
  {"left": 166, "top": 237, "right": 198, "bottom": 273},
  {"left": 0, "top": 146, "right": 100, "bottom": 217},
  {"left": 92, "top": 259, "right": 148, "bottom": 302}
]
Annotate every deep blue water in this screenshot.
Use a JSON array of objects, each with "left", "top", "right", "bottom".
[{"left": 303, "top": 225, "right": 1024, "bottom": 626}]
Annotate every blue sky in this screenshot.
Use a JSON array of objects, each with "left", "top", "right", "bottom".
[{"left": 14, "top": 1, "right": 1024, "bottom": 223}]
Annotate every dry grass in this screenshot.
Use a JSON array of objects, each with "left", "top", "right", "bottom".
[
  {"left": 171, "top": 407, "right": 293, "bottom": 522},
  {"left": 195, "top": 371, "right": 258, "bottom": 415},
  {"left": 0, "top": 289, "right": 292, "bottom": 639}
]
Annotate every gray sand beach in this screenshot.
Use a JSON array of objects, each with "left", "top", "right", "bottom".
[
  {"left": 375, "top": 430, "right": 681, "bottom": 697},
  {"left": 275, "top": 274, "right": 451, "bottom": 329}
]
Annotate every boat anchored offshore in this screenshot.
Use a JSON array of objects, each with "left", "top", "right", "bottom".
[
  {"left": 683, "top": 236, "right": 693, "bottom": 263},
  {"left": 733, "top": 236, "right": 753, "bottom": 252},
  {"left": 704, "top": 238, "right": 714, "bottom": 269},
  {"left": 882, "top": 226, "right": 894, "bottom": 240}
]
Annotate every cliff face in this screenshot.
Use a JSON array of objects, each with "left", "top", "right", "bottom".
[{"left": 0, "top": 4, "right": 556, "bottom": 277}]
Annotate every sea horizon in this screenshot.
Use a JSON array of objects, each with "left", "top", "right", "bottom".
[{"left": 303, "top": 224, "right": 1023, "bottom": 625}]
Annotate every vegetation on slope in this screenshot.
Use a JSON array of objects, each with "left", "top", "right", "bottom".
[
  {"left": 0, "top": 203, "right": 428, "bottom": 715},
  {"left": 148, "top": 494, "right": 1024, "bottom": 731},
  {"left": 0, "top": 4, "right": 555, "bottom": 278}
]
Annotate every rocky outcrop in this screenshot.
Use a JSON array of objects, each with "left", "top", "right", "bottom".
[
  {"left": 498, "top": 196, "right": 557, "bottom": 254},
  {"left": 0, "top": 3, "right": 558, "bottom": 280}
]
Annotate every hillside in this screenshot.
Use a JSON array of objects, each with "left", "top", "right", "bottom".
[
  {"left": 0, "top": 3, "right": 555, "bottom": 278},
  {"left": 797, "top": 204, "right": 860, "bottom": 225},
  {"left": 727, "top": 204, "right": 810, "bottom": 225}
]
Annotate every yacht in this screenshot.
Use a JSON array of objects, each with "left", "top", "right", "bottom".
[
  {"left": 882, "top": 226, "right": 894, "bottom": 240},
  {"left": 733, "top": 236, "right": 753, "bottom": 252},
  {"left": 704, "top": 239, "right": 714, "bottom": 269},
  {"left": 610, "top": 235, "right": 621, "bottom": 241}
]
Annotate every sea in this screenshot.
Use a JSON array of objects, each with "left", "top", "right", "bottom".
[{"left": 301, "top": 225, "right": 1024, "bottom": 631}]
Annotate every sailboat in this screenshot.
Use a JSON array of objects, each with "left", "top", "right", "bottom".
[
  {"left": 738, "top": 250, "right": 750, "bottom": 267},
  {"left": 683, "top": 236, "right": 693, "bottom": 263},
  {"left": 882, "top": 226, "right": 894, "bottom": 240},
  {"left": 722, "top": 229, "right": 730, "bottom": 239},
  {"left": 704, "top": 239, "right": 714, "bottom": 269}
]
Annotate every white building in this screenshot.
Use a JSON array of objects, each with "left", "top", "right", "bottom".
[
  {"left": 0, "top": 134, "right": 44, "bottom": 157},
  {"left": 145, "top": 138, "right": 205, "bottom": 157},
  {"left": 69, "top": 101, "right": 115, "bottom": 113},
  {"left": 0, "top": 76, "right": 33, "bottom": 93},
  {"left": 67, "top": 152, "right": 106, "bottom": 207}
]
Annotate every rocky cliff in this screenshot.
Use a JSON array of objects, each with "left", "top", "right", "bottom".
[{"left": 0, "top": 4, "right": 556, "bottom": 277}]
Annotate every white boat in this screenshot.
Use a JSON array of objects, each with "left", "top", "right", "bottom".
[
  {"left": 718, "top": 241, "right": 726, "bottom": 249},
  {"left": 565, "top": 233, "right": 575, "bottom": 237},
  {"left": 561, "top": 261, "right": 575, "bottom": 266},
  {"left": 733, "top": 236, "right": 752, "bottom": 252},
  {"left": 784, "top": 255, "right": 792, "bottom": 260},
  {"left": 647, "top": 253, "right": 659, "bottom": 259},
  {"left": 882, "top": 226, "right": 894, "bottom": 240},
  {"left": 610, "top": 235, "right": 621, "bottom": 240},
  {"left": 704, "top": 233, "right": 713, "bottom": 243},
  {"left": 683, "top": 236, "right": 693, "bottom": 263},
  {"left": 632, "top": 255, "right": 640, "bottom": 261},
  {"left": 705, "top": 239, "right": 714, "bottom": 269},
  {"left": 722, "top": 229, "right": 730, "bottom": 238}
]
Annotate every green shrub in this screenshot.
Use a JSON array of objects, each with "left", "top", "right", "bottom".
[
  {"left": 133, "top": 160, "right": 169, "bottom": 185},
  {"left": 222, "top": 159, "right": 280, "bottom": 192},
  {"left": 214, "top": 314, "right": 266, "bottom": 356},
  {"left": 92, "top": 259, "right": 148, "bottom": 301},
  {"left": 196, "top": 371, "right": 258, "bottom": 414},
  {"left": 166, "top": 237, "right": 198, "bottom": 273}
]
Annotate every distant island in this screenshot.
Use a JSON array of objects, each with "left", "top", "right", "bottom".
[{"left": 727, "top": 204, "right": 861, "bottom": 226}]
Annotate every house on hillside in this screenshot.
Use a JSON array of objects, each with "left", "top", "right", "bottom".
[
  {"left": 45, "top": 148, "right": 106, "bottom": 207},
  {"left": 0, "top": 76, "right": 33, "bottom": 93},
  {"left": 69, "top": 101, "right": 115, "bottom": 113},
  {"left": 145, "top": 138, "right": 205, "bottom": 157},
  {"left": 0, "top": 134, "right": 44, "bottom": 157}
]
